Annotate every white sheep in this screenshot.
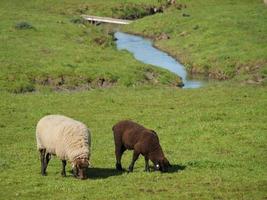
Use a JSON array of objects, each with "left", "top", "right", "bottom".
[{"left": 36, "top": 115, "right": 91, "bottom": 179}]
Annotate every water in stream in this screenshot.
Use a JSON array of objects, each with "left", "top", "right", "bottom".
[{"left": 115, "top": 32, "right": 204, "bottom": 89}]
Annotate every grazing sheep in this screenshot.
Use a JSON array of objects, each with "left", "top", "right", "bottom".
[
  {"left": 112, "top": 120, "right": 171, "bottom": 172},
  {"left": 36, "top": 115, "right": 91, "bottom": 179}
]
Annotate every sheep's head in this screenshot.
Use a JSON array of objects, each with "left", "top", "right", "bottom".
[
  {"left": 154, "top": 157, "right": 171, "bottom": 172},
  {"left": 72, "top": 158, "right": 89, "bottom": 179}
]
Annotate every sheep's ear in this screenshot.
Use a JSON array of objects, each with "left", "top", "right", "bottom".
[{"left": 88, "top": 160, "right": 91, "bottom": 167}]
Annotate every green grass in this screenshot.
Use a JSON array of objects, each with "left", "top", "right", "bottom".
[
  {"left": 0, "top": 0, "right": 181, "bottom": 93},
  {"left": 0, "top": 84, "right": 267, "bottom": 199},
  {"left": 124, "top": 0, "right": 267, "bottom": 82},
  {"left": 0, "top": 0, "right": 267, "bottom": 199}
]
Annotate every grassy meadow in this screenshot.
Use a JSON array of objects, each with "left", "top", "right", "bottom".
[
  {"left": 0, "top": 0, "right": 267, "bottom": 199},
  {"left": 1, "top": 85, "right": 267, "bottom": 199}
]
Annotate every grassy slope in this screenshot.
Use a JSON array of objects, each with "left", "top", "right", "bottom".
[
  {"left": 124, "top": 0, "right": 267, "bottom": 82},
  {"left": 0, "top": 0, "right": 267, "bottom": 200},
  {"left": 0, "top": 0, "right": 181, "bottom": 93}
]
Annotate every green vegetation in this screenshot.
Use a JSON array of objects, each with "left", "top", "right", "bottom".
[
  {"left": 0, "top": 0, "right": 266, "bottom": 199},
  {"left": 0, "top": 0, "right": 181, "bottom": 93},
  {"left": 15, "top": 22, "right": 35, "bottom": 30},
  {"left": 124, "top": 0, "right": 267, "bottom": 82}
]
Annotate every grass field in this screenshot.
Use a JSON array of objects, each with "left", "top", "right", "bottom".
[
  {"left": 0, "top": 0, "right": 267, "bottom": 199},
  {"left": 1, "top": 85, "right": 267, "bottom": 199}
]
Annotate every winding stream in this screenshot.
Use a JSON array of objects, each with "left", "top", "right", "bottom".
[{"left": 115, "top": 32, "right": 203, "bottom": 89}]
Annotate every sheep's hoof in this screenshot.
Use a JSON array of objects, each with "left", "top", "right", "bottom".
[
  {"left": 128, "top": 167, "right": 133, "bottom": 173},
  {"left": 116, "top": 163, "right": 123, "bottom": 171}
]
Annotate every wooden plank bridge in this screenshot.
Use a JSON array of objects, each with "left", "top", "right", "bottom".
[{"left": 81, "top": 15, "right": 133, "bottom": 25}]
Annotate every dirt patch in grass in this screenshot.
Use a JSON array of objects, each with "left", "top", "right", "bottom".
[{"left": 32, "top": 76, "right": 117, "bottom": 92}]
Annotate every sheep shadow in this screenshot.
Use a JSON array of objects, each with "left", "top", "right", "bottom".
[
  {"left": 167, "top": 164, "right": 186, "bottom": 173},
  {"left": 67, "top": 164, "right": 185, "bottom": 179},
  {"left": 146, "top": 164, "right": 186, "bottom": 173},
  {"left": 87, "top": 167, "right": 124, "bottom": 179}
]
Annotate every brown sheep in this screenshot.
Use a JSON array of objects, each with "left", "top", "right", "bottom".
[{"left": 112, "top": 120, "right": 171, "bottom": 172}]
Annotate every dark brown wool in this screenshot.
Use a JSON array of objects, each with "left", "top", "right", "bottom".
[{"left": 112, "top": 120, "right": 171, "bottom": 172}]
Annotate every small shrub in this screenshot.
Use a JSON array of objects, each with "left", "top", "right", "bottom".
[
  {"left": 15, "top": 22, "right": 34, "bottom": 30},
  {"left": 70, "top": 17, "right": 87, "bottom": 25},
  {"left": 76, "top": 5, "right": 89, "bottom": 14},
  {"left": 112, "top": 3, "right": 164, "bottom": 20},
  {"left": 92, "top": 34, "right": 114, "bottom": 47},
  {"left": 8, "top": 81, "right": 35, "bottom": 93}
]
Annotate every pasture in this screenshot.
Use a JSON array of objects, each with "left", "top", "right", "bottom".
[{"left": 0, "top": 0, "right": 266, "bottom": 199}]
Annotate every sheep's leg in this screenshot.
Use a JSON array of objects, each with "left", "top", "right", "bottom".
[
  {"left": 39, "top": 149, "right": 46, "bottom": 176},
  {"left": 144, "top": 156, "right": 150, "bottom": 172},
  {"left": 45, "top": 153, "right": 51, "bottom": 165},
  {"left": 115, "top": 145, "right": 125, "bottom": 171},
  {"left": 44, "top": 153, "right": 51, "bottom": 172},
  {"left": 61, "top": 160, "right": 67, "bottom": 177},
  {"left": 128, "top": 149, "right": 140, "bottom": 172}
]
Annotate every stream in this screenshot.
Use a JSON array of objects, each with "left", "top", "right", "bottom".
[{"left": 115, "top": 32, "right": 204, "bottom": 89}]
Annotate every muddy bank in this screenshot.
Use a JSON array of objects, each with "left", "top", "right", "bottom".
[
  {"left": 7, "top": 76, "right": 117, "bottom": 93},
  {"left": 8, "top": 68, "right": 182, "bottom": 93}
]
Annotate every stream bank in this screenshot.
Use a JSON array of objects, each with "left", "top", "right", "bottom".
[{"left": 115, "top": 32, "right": 206, "bottom": 89}]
